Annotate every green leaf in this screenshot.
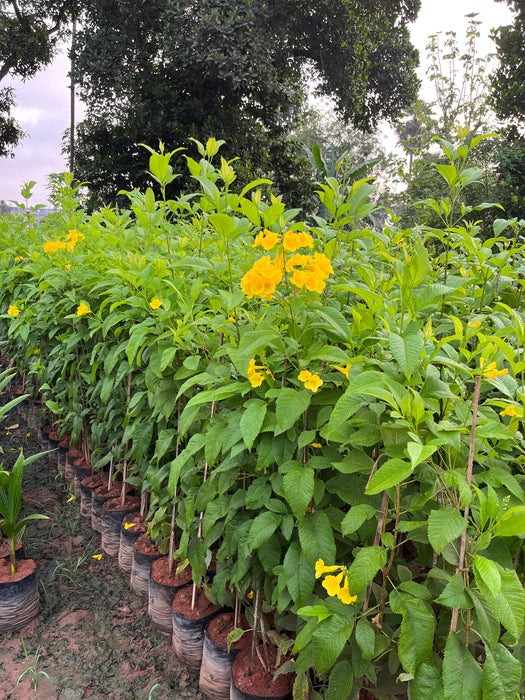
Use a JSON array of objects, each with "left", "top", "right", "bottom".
[
  {"left": 410, "top": 663, "right": 444, "bottom": 700},
  {"left": 167, "top": 433, "right": 205, "bottom": 496},
  {"left": 346, "top": 546, "right": 387, "bottom": 594},
  {"left": 435, "top": 573, "right": 473, "bottom": 609},
  {"left": 292, "top": 672, "right": 309, "bottom": 700},
  {"left": 341, "top": 504, "right": 376, "bottom": 535},
  {"left": 495, "top": 506, "right": 525, "bottom": 537},
  {"left": 482, "top": 643, "right": 522, "bottom": 700},
  {"left": 389, "top": 332, "right": 423, "bottom": 378},
  {"left": 312, "top": 616, "right": 351, "bottom": 674},
  {"left": 355, "top": 618, "right": 375, "bottom": 660},
  {"left": 247, "top": 511, "right": 281, "bottom": 552},
  {"left": 489, "top": 568, "right": 525, "bottom": 640},
  {"left": 428, "top": 507, "right": 467, "bottom": 554},
  {"left": 326, "top": 660, "right": 354, "bottom": 700},
  {"left": 298, "top": 511, "right": 336, "bottom": 567},
  {"left": 397, "top": 598, "right": 436, "bottom": 676},
  {"left": 283, "top": 466, "right": 314, "bottom": 521},
  {"left": 443, "top": 633, "right": 482, "bottom": 700},
  {"left": 365, "top": 458, "right": 413, "bottom": 495},
  {"left": 283, "top": 541, "right": 315, "bottom": 608},
  {"left": 239, "top": 399, "right": 267, "bottom": 450},
  {"left": 473, "top": 555, "right": 502, "bottom": 598},
  {"left": 275, "top": 389, "right": 311, "bottom": 434},
  {"left": 297, "top": 605, "right": 332, "bottom": 621},
  {"left": 469, "top": 590, "right": 501, "bottom": 649},
  {"left": 407, "top": 442, "right": 438, "bottom": 467}
]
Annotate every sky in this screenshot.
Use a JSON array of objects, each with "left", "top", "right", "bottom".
[{"left": 0, "top": 0, "right": 515, "bottom": 205}]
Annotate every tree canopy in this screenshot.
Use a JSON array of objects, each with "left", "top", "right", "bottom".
[
  {"left": 491, "top": 0, "right": 525, "bottom": 124},
  {"left": 71, "top": 0, "right": 421, "bottom": 207},
  {"left": 0, "top": 0, "right": 75, "bottom": 156}
]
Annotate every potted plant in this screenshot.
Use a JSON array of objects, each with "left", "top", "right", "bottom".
[{"left": 0, "top": 451, "right": 49, "bottom": 631}]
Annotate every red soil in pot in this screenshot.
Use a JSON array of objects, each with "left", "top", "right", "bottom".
[
  {"left": 232, "top": 645, "right": 294, "bottom": 697},
  {"left": 134, "top": 534, "right": 161, "bottom": 556},
  {"left": 122, "top": 513, "right": 147, "bottom": 533},
  {"left": 0, "top": 557, "right": 36, "bottom": 584},
  {"left": 102, "top": 496, "right": 140, "bottom": 512},
  {"left": 172, "top": 586, "right": 220, "bottom": 620},
  {"left": 149, "top": 554, "right": 190, "bottom": 587},
  {"left": 93, "top": 482, "right": 122, "bottom": 499},
  {"left": 81, "top": 474, "right": 102, "bottom": 489},
  {"left": 207, "top": 612, "right": 250, "bottom": 650}
]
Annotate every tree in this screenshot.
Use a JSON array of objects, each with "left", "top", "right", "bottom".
[
  {"left": 0, "top": 0, "right": 76, "bottom": 157},
  {"left": 490, "top": 0, "right": 525, "bottom": 125},
  {"left": 71, "top": 0, "right": 421, "bottom": 208}
]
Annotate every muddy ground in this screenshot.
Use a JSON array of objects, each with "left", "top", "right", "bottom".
[{"left": 0, "top": 394, "right": 203, "bottom": 700}]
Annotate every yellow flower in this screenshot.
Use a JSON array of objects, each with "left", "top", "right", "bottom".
[
  {"left": 336, "top": 577, "right": 358, "bottom": 605},
  {"left": 282, "top": 230, "right": 313, "bottom": 252},
  {"left": 66, "top": 229, "right": 84, "bottom": 244},
  {"left": 253, "top": 229, "right": 281, "bottom": 251},
  {"left": 298, "top": 370, "right": 323, "bottom": 393},
  {"left": 124, "top": 522, "right": 136, "bottom": 530},
  {"left": 322, "top": 571, "right": 345, "bottom": 597},
  {"left": 43, "top": 240, "right": 67, "bottom": 253},
  {"left": 500, "top": 404, "right": 522, "bottom": 418},
  {"left": 150, "top": 298, "right": 162, "bottom": 309},
  {"left": 481, "top": 360, "right": 508, "bottom": 380},
  {"left": 310, "top": 443, "right": 322, "bottom": 448},
  {"left": 76, "top": 302, "right": 91, "bottom": 317},
  {"left": 286, "top": 253, "right": 333, "bottom": 294},
  {"left": 92, "top": 554, "right": 102, "bottom": 560},
  {"left": 247, "top": 359, "right": 265, "bottom": 388},
  {"left": 33, "top": 348, "right": 40, "bottom": 355},
  {"left": 241, "top": 255, "right": 283, "bottom": 300},
  {"left": 315, "top": 559, "right": 341, "bottom": 578},
  {"left": 332, "top": 364, "right": 351, "bottom": 379},
  {"left": 14, "top": 256, "right": 23, "bottom": 262},
  {"left": 468, "top": 320, "right": 482, "bottom": 328},
  {"left": 65, "top": 264, "right": 71, "bottom": 270},
  {"left": 67, "top": 495, "right": 75, "bottom": 503},
  {"left": 246, "top": 589, "right": 254, "bottom": 600},
  {"left": 7, "top": 305, "right": 20, "bottom": 317}
]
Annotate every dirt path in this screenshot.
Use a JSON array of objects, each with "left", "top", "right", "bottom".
[{"left": 0, "top": 396, "right": 203, "bottom": 700}]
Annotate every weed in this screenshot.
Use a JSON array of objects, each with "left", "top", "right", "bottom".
[
  {"left": 52, "top": 553, "right": 91, "bottom": 586},
  {"left": 148, "top": 682, "right": 161, "bottom": 699},
  {"left": 17, "top": 637, "right": 50, "bottom": 694}
]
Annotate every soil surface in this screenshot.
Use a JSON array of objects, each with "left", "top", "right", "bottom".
[{"left": 0, "top": 393, "right": 204, "bottom": 700}]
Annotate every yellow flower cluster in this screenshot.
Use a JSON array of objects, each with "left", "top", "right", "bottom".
[
  {"left": 500, "top": 404, "right": 522, "bottom": 418},
  {"left": 298, "top": 370, "right": 323, "bottom": 392},
  {"left": 253, "top": 229, "right": 281, "bottom": 250},
  {"left": 315, "top": 559, "right": 357, "bottom": 605},
  {"left": 150, "top": 298, "right": 162, "bottom": 309},
  {"left": 286, "top": 253, "right": 333, "bottom": 293},
  {"left": 241, "top": 255, "right": 283, "bottom": 300},
  {"left": 247, "top": 359, "right": 265, "bottom": 387},
  {"left": 43, "top": 229, "right": 84, "bottom": 254},
  {"left": 14, "top": 256, "right": 23, "bottom": 262},
  {"left": 7, "top": 305, "right": 20, "bottom": 317},
  {"left": 282, "top": 230, "right": 313, "bottom": 252},
  {"left": 77, "top": 302, "right": 90, "bottom": 317},
  {"left": 480, "top": 358, "right": 508, "bottom": 380}
]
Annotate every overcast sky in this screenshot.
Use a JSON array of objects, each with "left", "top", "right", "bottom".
[{"left": 0, "top": 0, "right": 514, "bottom": 205}]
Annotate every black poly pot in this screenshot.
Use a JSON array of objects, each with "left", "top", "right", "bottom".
[{"left": 0, "top": 559, "right": 40, "bottom": 632}]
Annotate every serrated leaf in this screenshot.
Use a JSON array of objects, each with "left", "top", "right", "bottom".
[
  {"left": 283, "top": 466, "right": 314, "bottom": 521},
  {"left": 298, "top": 511, "right": 336, "bottom": 567},
  {"left": 365, "top": 458, "right": 413, "bottom": 495},
  {"left": 482, "top": 643, "right": 522, "bottom": 700},
  {"left": 389, "top": 332, "right": 424, "bottom": 378},
  {"left": 397, "top": 598, "right": 436, "bottom": 675},
  {"left": 283, "top": 541, "right": 315, "bottom": 608},
  {"left": 407, "top": 442, "right": 438, "bottom": 467},
  {"left": 326, "top": 660, "right": 354, "bottom": 700},
  {"left": 312, "top": 616, "right": 350, "bottom": 674},
  {"left": 346, "top": 546, "right": 387, "bottom": 594},
  {"left": 240, "top": 399, "right": 267, "bottom": 450},
  {"left": 435, "top": 573, "right": 473, "bottom": 609},
  {"left": 355, "top": 618, "right": 375, "bottom": 660},
  {"left": 443, "top": 633, "right": 482, "bottom": 700},
  {"left": 247, "top": 511, "right": 281, "bottom": 552},
  {"left": 495, "top": 506, "right": 525, "bottom": 537},
  {"left": 341, "top": 504, "right": 376, "bottom": 535},
  {"left": 410, "top": 663, "right": 444, "bottom": 700},
  {"left": 489, "top": 568, "right": 525, "bottom": 640},
  {"left": 473, "top": 555, "right": 501, "bottom": 598},
  {"left": 428, "top": 507, "right": 467, "bottom": 554},
  {"left": 275, "top": 388, "right": 311, "bottom": 434},
  {"left": 297, "top": 605, "right": 332, "bottom": 621}
]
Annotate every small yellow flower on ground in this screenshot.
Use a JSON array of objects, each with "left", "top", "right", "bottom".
[
  {"left": 332, "top": 364, "right": 351, "bottom": 378},
  {"left": 298, "top": 369, "right": 323, "bottom": 392},
  {"left": 7, "top": 305, "right": 20, "bottom": 316},
  {"left": 500, "top": 404, "right": 522, "bottom": 417},
  {"left": 67, "top": 495, "right": 75, "bottom": 503},
  {"left": 247, "top": 359, "right": 265, "bottom": 387},
  {"left": 315, "top": 559, "right": 341, "bottom": 578},
  {"left": 150, "top": 298, "right": 162, "bottom": 309},
  {"left": 92, "top": 554, "right": 102, "bottom": 560},
  {"left": 252, "top": 229, "right": 281, "bottom": 251},
  {"left": 76, "top": 302, "right": 90, "bottom": 317}
]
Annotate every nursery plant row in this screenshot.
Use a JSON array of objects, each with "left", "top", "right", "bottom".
[{"left": 0, "top": 136, "right": 524, "bottom": 700}]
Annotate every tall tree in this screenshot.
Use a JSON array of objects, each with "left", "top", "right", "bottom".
[
  {"left": 0, "top": 0, "right": 76, "bottom": 157},
  {"left": 491, "top": 0, "right": 525, "bottom": 124},
  {"left": 71, "top": 0, "right": 420, "bottom": 208}
]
